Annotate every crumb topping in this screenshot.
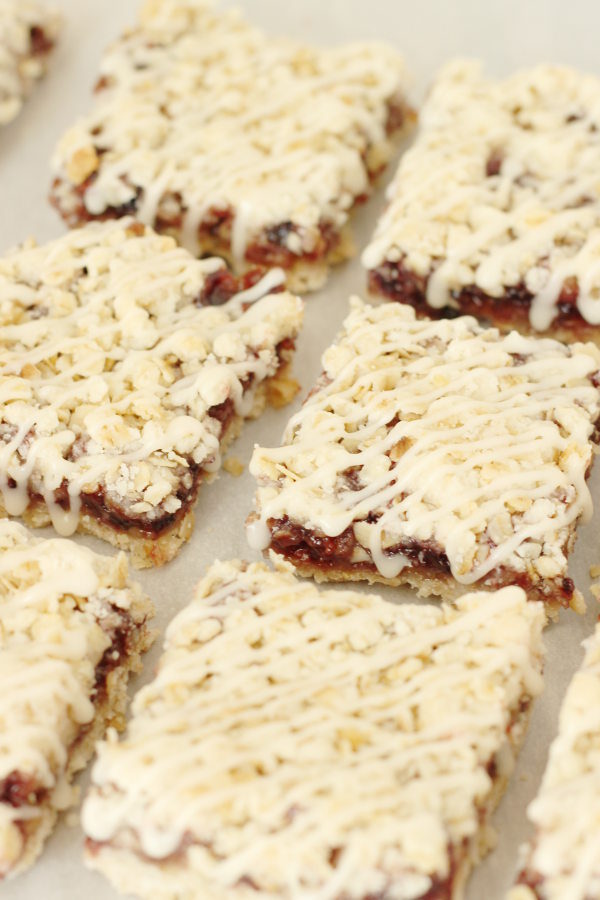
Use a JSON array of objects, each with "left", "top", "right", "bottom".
[
  {"left": 0, "top": 520, "right": 150, "bottom": 876},
  {"left": 82, "top": 559, "right": 544, "bottom": 898},
  {"left": 51, "top": 0, "right": 409, "bottom": 264},
  {"left": 0, "top": 219, "right": 302, "bottom": 537},
  {"left": 363, "top": 60, "right": 600, "bottom": 331},
  {"left": 0, "top": 0, "right": 59, "bottom": 125},
  {"left": 249, "top": 299, "right": 600, "bottom": 590}
]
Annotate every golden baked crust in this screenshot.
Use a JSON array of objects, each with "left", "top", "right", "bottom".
[{"left": 278, "top": 558, "right": 577, "bottom": 621}]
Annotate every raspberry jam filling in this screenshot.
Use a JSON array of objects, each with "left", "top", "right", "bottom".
[
  {"left": 265, "top": 516, "right": 576, "bottom": 606},
  {"left": 368, "top": 260, "right": 594, "bottom": 335}
]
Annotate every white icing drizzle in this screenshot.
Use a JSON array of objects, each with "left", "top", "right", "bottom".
[
  {"left": 51, "top": 0, "right": 409, "bottom": 263},
  {"left": 0, "top": 519, "right": 150, "bottom": 877},
  {"left": 362, "top": 59, "right": 600, "bottom": 331},
  {"left": 513, "top": 622, "right": 600, "bottom": 900},
  {"left": 249, "top": 299, "right": 600, "bottom": 592},
  {"left": 0, "top": 0, "right": 59, "bottom": 125},
  {"left": 0, "top": 219, "right": 302, "bottom": 538},
  {"left": 82, "top": 559, "right": 545, "bottom": 899}
]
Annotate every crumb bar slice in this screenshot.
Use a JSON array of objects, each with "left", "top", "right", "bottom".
[
  {"left": 248, "top": 300, "right": 600, "bottom": 611},
  {"left": 364, "top": 60, "right": 600, "bottom": 343},
  {"left": 0, "top": 218, "right": 303, "bottom": 567},
  {"left": 82, "top": 558, "right": 545, "bottom": 900},
  {"left": 50, "top": 0, "right": 413, "bottom": 293},
  {"left": 510, "top": 621, "right": 600, "bottom": 899},
  {"left": 0, "top": 0, "right": 59, "bottom": 125},
  {"left": 0, "top": 520, "right": 154, "bottom": 879}
]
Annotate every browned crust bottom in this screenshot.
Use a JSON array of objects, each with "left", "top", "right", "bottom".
[
  {"left": 2, "top": 614, "right": 154, "bottom": 880},
  {"left": 0, "top": 367, "right": 297, "bottom": 569},
  {"left": 82, "top": 680, "right": 535, "bottom": 900},
  {"left": 271, "top": 557, "right": 564, "bottom": 620},
  {"left": 0, "top": 500, "right": 198, "bottom": 571},
  {"left": 367, "top": 262, "right": 600, "bottom": 347}
]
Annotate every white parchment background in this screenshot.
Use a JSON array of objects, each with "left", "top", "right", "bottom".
[{"left": 2, "top": 1, "right": 600, "bottom": 897}]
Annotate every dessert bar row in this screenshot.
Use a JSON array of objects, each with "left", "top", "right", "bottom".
[
  {"left": 1, "top": 220, "right": 599, "bottom": 611},
  {"left": 6, "top": 1, "right": 600, "bottom": 341},
  {"left": 1, "top": 519, "right": 598, "bottom": 899}
]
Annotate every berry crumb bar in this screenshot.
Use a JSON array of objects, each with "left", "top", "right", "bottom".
[
  {"left": 510, "top": 620, "right": 600, "bottom": 899},
  {"left": 364, "top": 60, "right": 600, "bottom": 343},
  {"left": 82, "top": 558, "right": 544, "bottom": 900},
  {"left": 50, "top": 0, "right": 413, "bottom": 292},
  {"left": 0, "top": 520, "right": 153, "bottom": 879},
  {"left": 0, "top": 219, "right": 302, "bottom": 567},
  {"left": 248, "top": 300, "right": 600, "bottom": 612}
]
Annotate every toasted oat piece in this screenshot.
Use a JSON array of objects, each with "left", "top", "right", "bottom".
[
  {"left": 49, "top": 0, "right": 413, "bottom": 293},
  {"left": 510, "top": 622, "right": 600, "bottom": 899},
  {"left": 0, "top": 520, "right": 153, "bottom": 880},
  {"left": 364, "top": 60, "right": 600, "bottom": 343},
  {"left": 0, "top": 219, "right": 302, "bottom": 567},
  {"left": 248, "top": 300, "right": 600, "bottom": 611},
  {"left": 0, "top": 0, "right": 60, "bottom": 125},
  {"left": 82, "top": 558, "right": 544, "bottom": 900}
]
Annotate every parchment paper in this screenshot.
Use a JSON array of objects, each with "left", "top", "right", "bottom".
[{"left": 3, "top": 1, "right": 600, "bottom": 897}]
